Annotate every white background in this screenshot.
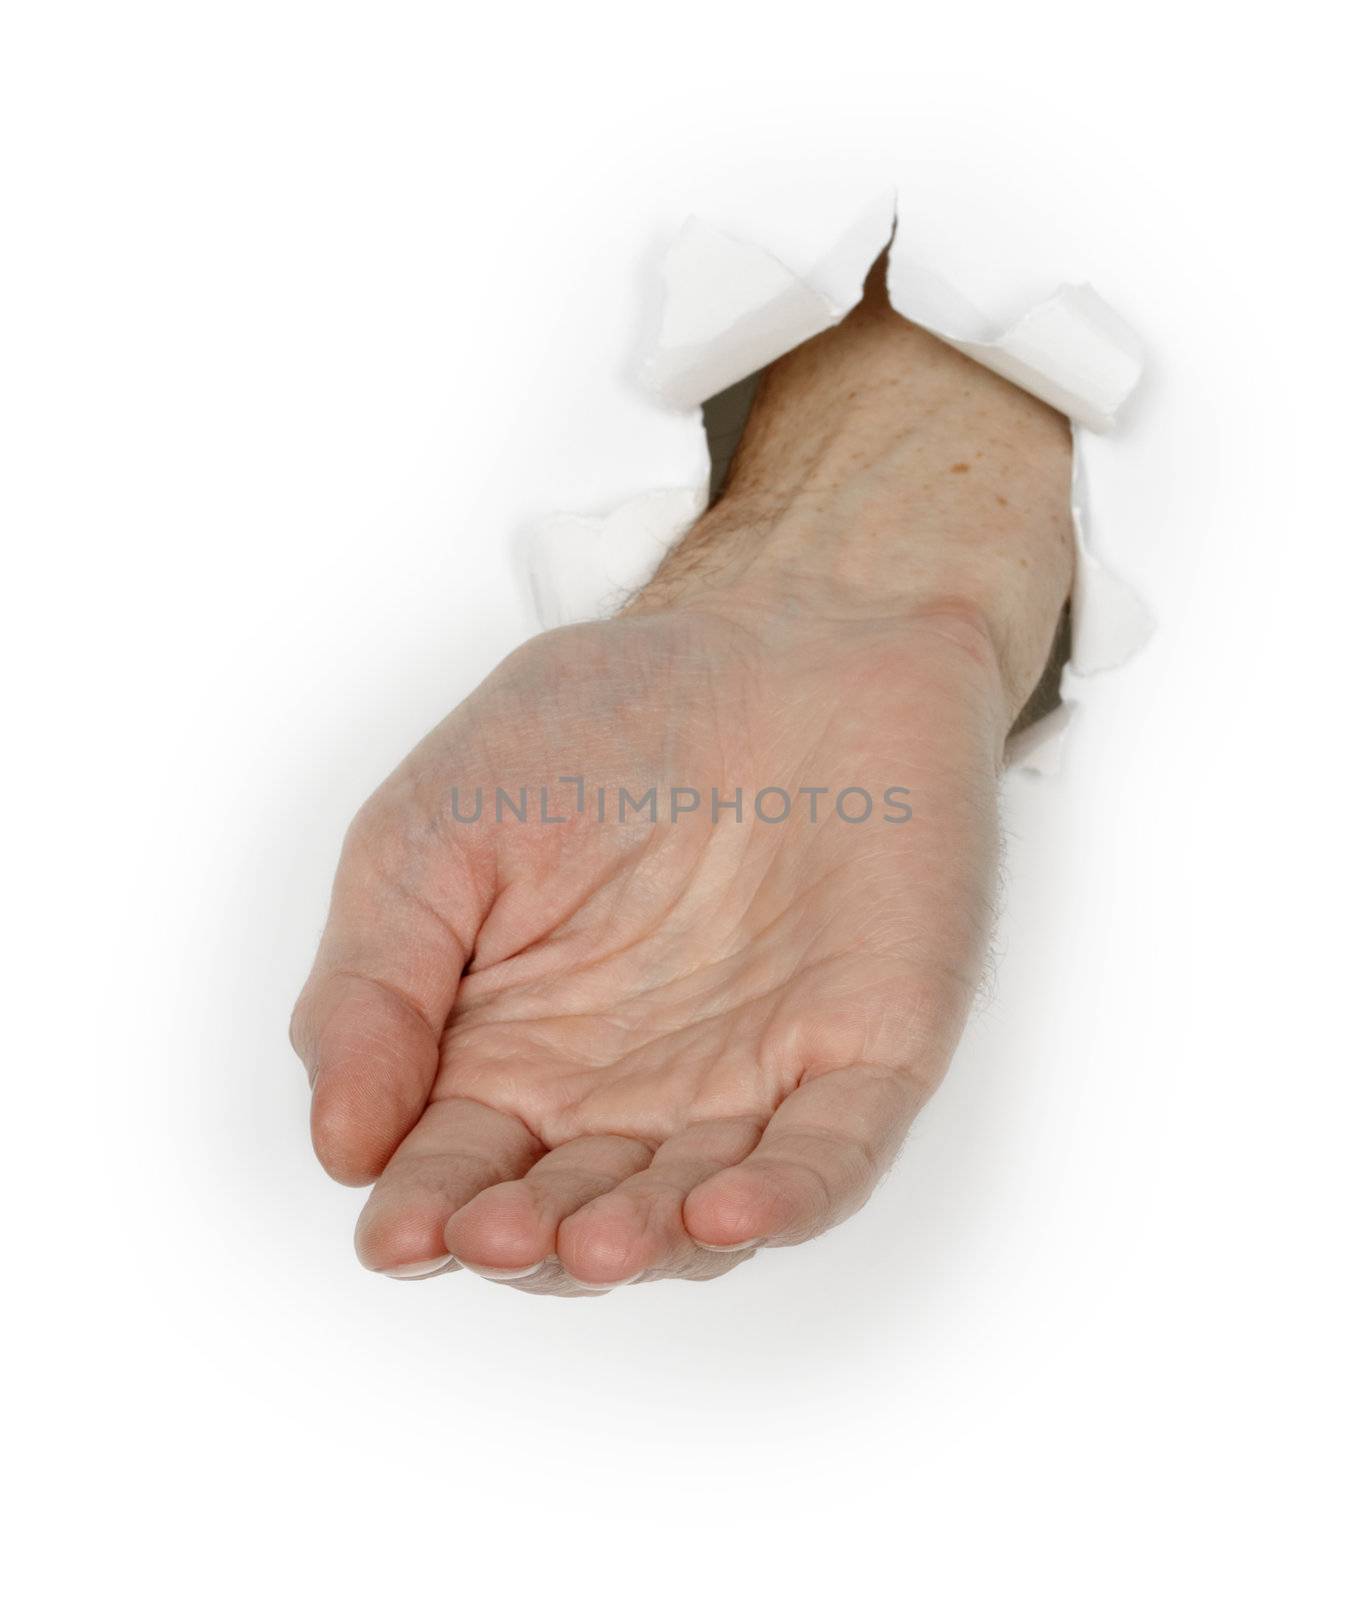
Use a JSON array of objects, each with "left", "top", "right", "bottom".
[{"left": 3, "top": 4, "right": 1351, "bottom": 1595}]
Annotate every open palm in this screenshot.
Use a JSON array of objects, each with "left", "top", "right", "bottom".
[{"left": 292, "top": 600, "right": 1006, "bottom": 1293}]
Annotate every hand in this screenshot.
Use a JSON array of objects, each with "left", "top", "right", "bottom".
[
  {"left": 292, "top": 594, "right": 1008, "bottom": 1293},
  {"left": 290, "top": 260, "right": 1073, "bottom": 1294}
]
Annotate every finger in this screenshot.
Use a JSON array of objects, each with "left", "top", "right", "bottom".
[
  {"left": 290, "top": 802, "right": 485, "bottom": 1185},
  {"left": 557, "top": 1116, "right": 763, "bottom": 1286},
  {"left": 444, "top": 1134, "right": 655, "bottom": 1280},
  {"left": 476, "top": 1263, "right": 615, "bottom": 1298},
  {"left": 355, "top": 1096, "right": 542, "bottom": 1277},
  {"left": 682, "top": 1067, "right": 925, "bottom": 1250}
]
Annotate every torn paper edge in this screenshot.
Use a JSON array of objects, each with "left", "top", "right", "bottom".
[{"left": 525, "top": 196, "right": 1152, "bottom": 774}]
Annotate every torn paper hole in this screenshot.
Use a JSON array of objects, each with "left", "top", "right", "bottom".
[{"left": 526, "top": 196, "right": 1151, "bottom": 774}]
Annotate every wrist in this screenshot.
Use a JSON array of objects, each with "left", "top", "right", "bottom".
[{"left": 625, "top": 487, "right": 1071, "bottom": 725}]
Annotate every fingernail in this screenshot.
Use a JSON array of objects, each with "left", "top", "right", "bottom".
[
  {"left": 571, "top": 1271, "right": 643, "bottom": 1289},
  {"left": 696, "top": 1239, "right": 762, "bottom": 1254},
  {"left": 380, "top": 1254, "right": 457, "bottom": 1280},
  {"left": 455, "top": 1259, "right": 546, "bottom": 1281}
]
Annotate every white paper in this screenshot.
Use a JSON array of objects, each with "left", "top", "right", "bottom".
[
  {"left": 642, "top": 191, "right": 897, "bottom": 410},
  {"left": 526, "top": 195, "right": 1150, "bottom": 772}
]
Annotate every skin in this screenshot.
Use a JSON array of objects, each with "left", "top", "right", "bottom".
[{"left": 290, "top": 259, "right": 1074, "bottom": 1295}]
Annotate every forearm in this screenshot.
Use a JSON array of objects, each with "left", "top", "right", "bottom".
[{"left": 627, "top": 265, "right": 1074, "bottom": 724}]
